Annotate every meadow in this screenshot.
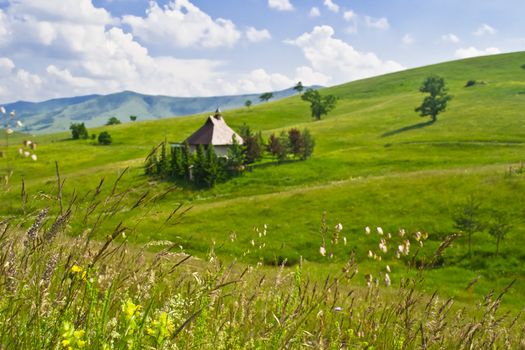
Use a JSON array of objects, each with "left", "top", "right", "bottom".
[{"left": 1, "top": 51, "right": 525, "bottom": 312}]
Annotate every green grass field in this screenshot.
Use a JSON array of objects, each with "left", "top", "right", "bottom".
[{"left": 2, "top": 52, "right": 525, "bottom": 306}]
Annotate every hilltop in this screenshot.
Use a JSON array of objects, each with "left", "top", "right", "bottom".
[
  {"left": 2, "top": 86, "right": 319, "bottom": 134},
  {"left": 2, "top": 52, "right": 525, "bottom": 304}
]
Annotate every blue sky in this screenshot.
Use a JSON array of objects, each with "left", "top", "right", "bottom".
[{"left": 0, "top": 0, "right": 523, "bottom": 102}]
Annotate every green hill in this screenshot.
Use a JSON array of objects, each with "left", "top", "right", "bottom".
[{"left": 2, "top": 52, "right": 525, "bottom": 304}]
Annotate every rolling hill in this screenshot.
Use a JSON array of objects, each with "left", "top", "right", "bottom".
[
  {"left": 2, "top": 52, "right": 525, "bottom": 304},
  {"left": 2, "top": 87, "right": 316, "bottom": 134}
]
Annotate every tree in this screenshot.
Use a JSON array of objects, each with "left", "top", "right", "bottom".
[
  {"left": 267, "top": 133, "right": 282, "bottom": 159},
  {"left": 106, "top": 117, "right": 121, "bottom": 125},
  {"left": 301, "top": 89, "right": 338, "bottom": 120},
  {"left": 452, "top": 196, "right": 484, "bottom": 258},
  {"left": 70, "top": 123, "right": 88, "bottom": 140},
  {"left": 181, "top": 142, "right": 192, "bottom": 181},
  {"left": 239, "top": 124, "right": 262, "bottom": 164},
  {"left": 171, "top": 146, "right": 185, "bottom": 180},
  {"left": 302, "top": 128, "right": 315, "bottom": 160},
  {"left": 288, "top": 128, "right": 304, "bottom": 158},
  {"left": 98, "top": 131, "right": 112, "bottom": 145},
  {"left": 130, "top": 115, "right": 138, "bottom": 122},
  {"left": 259, "top": 92, "right": 273, "bottom": 103},
  {"left": 415, "top": 76, "right": 452, "bottom": 122},
  {"left": 487, "top": 210, "right": 512, "bottom": 256},
  {"left": 244, "top": 100, "right": 252, "bottom": 109},
  {"left": 157, "top": 141, "right": 170, "bottom": 178},
  {"left": 293, "top": 81, "right": 304, "bottom": 94},
  {"left": 192, "top": 145, "right": 207, "bottom": 188},
  {"left": 204, "top": 145, "right": 220, "bottom": 188},
  {"left": 277, "top": 131, "right": 289, "bottom": 162},
  {"left": 227, "top": 135, "right": 246, "bottom": 175}
]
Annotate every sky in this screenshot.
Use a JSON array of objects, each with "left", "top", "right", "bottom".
[{"left": 0, "top": 0, "right": 524, "bottom": 103}]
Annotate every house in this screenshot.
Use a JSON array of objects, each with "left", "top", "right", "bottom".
[{"left": 183, "top": 108, "right": 243, "bottom": 157}]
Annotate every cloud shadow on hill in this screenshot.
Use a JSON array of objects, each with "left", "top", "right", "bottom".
[{"left": 381, "top": 120, "right": 434, "bottom": 138}]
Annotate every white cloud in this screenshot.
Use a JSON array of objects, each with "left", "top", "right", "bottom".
[
  {"left": 237, "top": 68, "right": 293, "bottom": 93},
  {"left": 402, "top": 34, "right": 414, "bottom": 45},
  {"left": 294, "top": 66, "right": 331, "bottom": 86},
  {"left": 474, "top": 24, "right": 496, "bottom": 36},
  {"left": 343, "top": 10, "right": 356, "bottom": 21},
  {"left": 268, "top": 0, "right": 293, "bottom": 11},
  {"left": 365, "top": 16, "right": 389, "bottom": 30},
  {"left": 286, "top": 26, "right": 404, "bottom": 84},
  {"left": 441, "top": 33, "right": 460, "bottom": 43},
  {"left": 122, "top": 0, "right": 241, "bottom": 49},
  {"left": 309, "top": 7, "right": 321, "bottom": 18},
  {"left": 455, "top": 46, "right": 501, "bottom": 59},
  {"left": 246, "top": 27, "right": 271, "bottom": 43},
  {"left": 0, "top": 57, "right": 15, "bottom": 76},
  {"left": 323, "top": 0, "right": 339, "bottom": 13}
]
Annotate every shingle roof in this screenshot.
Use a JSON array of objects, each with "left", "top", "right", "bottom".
[{"left": 185, "top": 112, "right": 244, "bottom": 146}]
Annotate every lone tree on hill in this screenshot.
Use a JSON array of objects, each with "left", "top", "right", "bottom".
[
  {"left": 415, "top": 75, "right": 452, "bottom": 123},
  {"left": 106, "top": 116, "right": 121, "bottom": 125},
  {"left": 129, "top": 115, "right": 138, "bottom": 122},
  {"left": 259, "top": 92, "right": 273, "bottom": 103},
  {"left": 98, "top": 131, "right": 112, "bottom": 145},
  {"left": 301, "top": 88, "right": 338, "bottom": 120},
  {"left": 293, "top": 81, "right": 304, "bottom": 94},
  {"left": 70, "top": 123, "right": 88, "bottom": 140},
  {"left": 244, "top": 99, "right": 252, "bottom": 109}
]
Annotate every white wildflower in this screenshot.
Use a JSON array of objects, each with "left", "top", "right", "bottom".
[
  {"left": 23, "top": 151, "right": 30, "bottom": 157},
  {"left": 334, "top": 306, "right": 343, "bottom": 312},
  {"left": 31, "top": 154, "right": 37, "bottom": 161},
  {"left": 386, "top": 265, "right": 391, "bottom": 273},
  {"left": 385, "top": 273, "right": 391, "bottom": 287},
  {"left": 365, "top": 226, "right": 371, "bottom": 234},
  {"left": 415, "top": 231, "right": 422, "bottom": 241},
  {"left": 18, "top": 148, "right": 23, "bottom": 155},
  {"left": 387, "top": 233, "right": 392, "bottom": 239},
  {"left": 9, "top": 110, "right": 15, "bottom": 117},
  {"left": 399, "top": 228, "right": 406, "bottom": 237},
  {"left": 368, "top": 250, "right": 373, "bottom": 258},
  {"left": 16, "top": 120, "right": 23, "bottom": 127},
  {"left": 320, "top": 246, "right": 326, "bottom": 257},
  {"left": 6, "top": 128, "right": 13, "bottom": 135},
  {"left": 377, "top": 227, "right": 383, "bottom": 235},
  {"left": 379, "top": 239, "right": 388, "bottom": 253},
  {"left": 335, "top": 223, "right": 343, "bottom": 232},
  {"left": 251, "top": 239, "right": 255, "bottom": 246}
]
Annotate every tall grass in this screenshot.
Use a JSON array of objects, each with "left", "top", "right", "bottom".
[{"left": 0, "top": 172, "right": 523, "bottom": 349}]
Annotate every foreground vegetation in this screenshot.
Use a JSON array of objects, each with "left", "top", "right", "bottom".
[{"left": 0, "top": 177, "right": 523, "bottom": 349}]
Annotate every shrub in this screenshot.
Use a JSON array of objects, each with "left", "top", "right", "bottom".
[
  {"left": 465, "top": 79, "right": 476, "bottom": 87},
  {"left": 98, "top": 131, "right": 112, "bottom": 145},
  {"left": 70, "top": 123, "right": 88, "bottom": 140},
  {"left": 106, "top": 116, "right": 121, "bottom": 125}
]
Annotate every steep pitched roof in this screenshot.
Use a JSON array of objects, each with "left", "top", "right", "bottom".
[{"left": 185, "top": 112, "right": 244, "bottom": 146}]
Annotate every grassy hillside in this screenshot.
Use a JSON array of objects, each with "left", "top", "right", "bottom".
[{"left": 2, "top": 52, "right": 525, "bottom": 305}]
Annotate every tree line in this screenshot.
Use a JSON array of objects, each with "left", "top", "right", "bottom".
[{"left": 145, "top": 126, "right": 315, "bottom": 188}]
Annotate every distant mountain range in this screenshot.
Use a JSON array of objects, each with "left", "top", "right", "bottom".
[{"left": 2, "top": 87, "right": 320, "bottom": 134}]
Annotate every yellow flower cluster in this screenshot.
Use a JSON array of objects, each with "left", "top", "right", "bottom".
[
  {"left": 61, "top": 321, "right": 86, "bottom": 349},
  {"left": 70, "top": 265, "right": 87, "bottom": 281},
  {"left": 146, "top": 312, "right": 175, "bottom": 340}
]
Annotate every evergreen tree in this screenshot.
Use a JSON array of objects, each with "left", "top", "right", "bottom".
[
  {"left": 193, "top": 145, "right": 207, "bottom": 187},
  {"left": 171, "top": 146, "right": 185, "bottom": 180},
  {"left": 204, "top": 145, "right": 220, "bottom": 188},
  {"left": 157, "top": 141, "right": 170, "bottom": 178},
  {"left": 181, "top": 142, "right": 192, "bottom": 181},
  {"left": 302, "top": 128, "right": 315, "bottom": 160},
  {"left": 277, "top": 131, "right": 289, "bottom": 162},
  {"left": 227, "top": 135, "right": 246, "bottom": 176}
]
